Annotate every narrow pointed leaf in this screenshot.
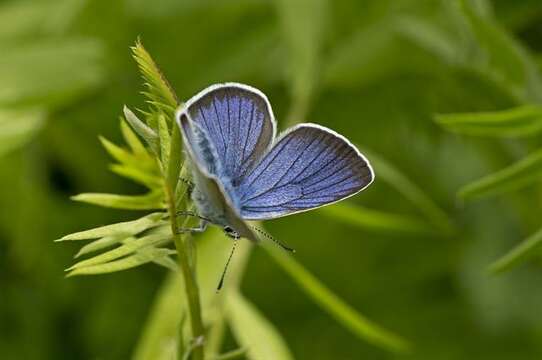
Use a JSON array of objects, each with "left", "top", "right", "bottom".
[
  {"left": 123, "top": 105, "right": 160, "bottom": 153},
  {"left": 214, "top": 348, "right": 247, "bottom": 360},
  {"left": 226, "top": 290, "right": 294, "bottom": 360},
  {"left": 72, "top": 190, "right": 165, "bottom": 210},
  {"left": 157, "top": 114, "right": 171, "bottom": 170},
  {"left": 121, "top": 118, "right": 150, "bottom": 156},
  {"left": 75, "top": 235, "right": 125, "bottom": 258},
  {"left": 435, "top": 105, "right": 542, "bottom": 137},
  {"left": 68, "top": 226, "right": 171, "bottom": 270},
  {"left": 57, "top": 212, "right": 164, "bottom": 241},
  {"left": 320, "top": 203, "right": 435, "bottom": 236},
  {"left": 490, "top": 226, "right": 542, "bottom": 274},
  {"left": 459, "top": 148, "right": 542, "bottom": 200},
  {"left": 67, "top": 248, "right": 176, "bottom": 276},
  {"left": 110, "top": 164, "right": 162, "bottom": 188},
  {"left": 264, "top": 243, "right": 410, "bottom": 353}
]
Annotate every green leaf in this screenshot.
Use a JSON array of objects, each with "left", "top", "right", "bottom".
[
  {"left": 67, "top": 226, "right": 171, "bottom": 271},
  {"left": 110, "top": 164, "right": 162, "bottom": 189},
  {"left": 67, "top": 248, "right": 176, "bottom": 276},
  {"left": 458, "top": 148, "right": 542, "bottom": 200},
  {"left": 131, "top": 39, "right": 178, "bottom": 116},
  {"left": 157, "top": 114, "right": 171, "bottom": 171},
  {"left": 458, "top": 0, "right": 542, "bottom": 103},
  {"left": 213, "top": 348, "right": 247, "bottom": 360},
  {"left": 0, "top": 107, "right": 45, "bottom": 156},
  {"left": 489, "top": 226, "right": 542, "bottom": 274},
  {"left": 123, "top": 105, "right": 160, "bottom": 153},
  {"left": 72, "top": 190, "right": 165, "bottom": 210},
  {"left": 264, "top": 243, "right": 410, "bottom": 353},
  {"left": 274, "top": 0, "right": 327, "bottom": 123},
  {"left": 57, "top": 212, "right": 164, "bottom": 241},
  {"left": 121, "top": 118, "right": 150, "bottom": 156},
  {"left": 319, "top": 203, "right": 435, "bottom": 236},
  {"left": 362, "top": 148, "right": 454, "bottom": 234},
  {"left": 167, "top": 123, "right": 183, "bottom": 199},
  {"left": 226, "top": 290, "right": 294, "bottom": 360},
  {"left": 435, "top": 105, "right": 542, "bottom": 137},
  {"left": 75, "top": 235, "right": 126, "bottom": 258},
  {"left": 0, "top": 38, "right": 104, "bottom": 107},
  {"left": 133, "top": 273, "right": 185, "bottom": 360}
]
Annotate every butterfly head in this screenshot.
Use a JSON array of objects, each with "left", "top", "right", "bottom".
[{"left": 223, "top": 225, "right": 240, "bottom": 240}]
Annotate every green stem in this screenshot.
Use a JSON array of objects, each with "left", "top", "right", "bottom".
[{"left": 167, "top": 185, "right": 205, "bottom": 360}]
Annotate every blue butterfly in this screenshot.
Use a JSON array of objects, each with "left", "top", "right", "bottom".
[{"left": 176, "top": 83, "right": 374, "bottom": 243}]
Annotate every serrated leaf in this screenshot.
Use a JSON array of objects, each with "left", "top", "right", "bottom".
[
  {"left": 131, "top": 39, "right": 178, "bottom": 116},
  {"left": 57, "top": 212, "right": 164, "bottom": 241},
  {"left": 264, "top": 243, "right": 410, "bottom": 353},
  {"left": 226, "top": 290, "right": 294, "bottom": 360},
  {"left": 67, "top": 248, "right": 176, "bottom": 276},
  {"left": 319, "top": 203, "right": 435, "bottom": 236},
  {"left": 68, "top": 226, "right": 171, "bottom": 271},
  {"left": 72, "top": 190, "right": 165, "bottom": 210},
  {"left": 0, "top": 107, "right": 46, "bottom": 156},
  {"left": 123, "top": 105, "right": 160, "bottom": 153},
  {"left": 490, "top": 226, "right": 542, "bottom": 274},
  {"left": 459, "top": 148, "right": 542, "bottom": 200},
  {"left": 436, "top": 105, "right": 542, "bottom": 137}
]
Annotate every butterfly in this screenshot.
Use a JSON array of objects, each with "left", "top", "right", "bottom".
[{"left": 176, "top": 82, "right": 374, "bottom": 246}]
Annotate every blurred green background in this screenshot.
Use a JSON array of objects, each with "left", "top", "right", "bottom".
[{"left": 3, "top": 0, "right": 542, "bottom": 359}]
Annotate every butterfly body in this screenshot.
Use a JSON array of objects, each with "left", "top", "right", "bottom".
[{"left": 177, "top": 83, "right": 374, "bottom": 242}]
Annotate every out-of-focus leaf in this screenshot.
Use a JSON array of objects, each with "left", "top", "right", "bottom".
[
  {"left": 361, "top": 148, "right": 454, "bottom": 234},
  {"left": 0, "top": 107, "right": 45, "bottom": 156},
  {"left": 133, "top": 273, "right": 185, "bottom": 360},
  {"left": 264, "top": 243, "right": 410, "bottom": 353},
  {"left": 0, "top": 38, "right": 104, "bottom": 107},
  {"left": 67, "top": 248, "right": 176, "bottom": 276},
  {"left": 131, "top": 39, "right": 178, "bottom": 118},
  {"left": 489, "top": 226, "right": 542, "bottom": 274},
  {"left": 458, "top": 0, "right": 542, "bottom": 103},
  {"left": 123, "top": 106, "right": 160, "bottom": 153},
  {"left": 57, "top": 212, "right": 164, "bottom": 241},
  {"left": 0, "top": 0, "right": 85, "bottom": 39},
  {"left": 226, "top": 290, "right": 294, "bottom": 360},
  {"left": 394, "top": 16, "right": 461, "bottom": 65},
  {"left": 458, "top": 148, "right": 542, "bottom": 200},
  {"left": 214, "top": 348, "right": 247, "bottom": 360},
  {"left": 319, "top": 203, "right": 435, "bottom": 236},
  {"left": 274, "top": 0, "right": 327, "bottom": 123},
  {"left": 436, "top": 105, "right": 542, "bottom": 137},
  {"left": 71, "top": 190, "right": 165, "bottom": 210}
]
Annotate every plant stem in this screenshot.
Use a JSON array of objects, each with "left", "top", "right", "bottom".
[{"left": 167, "top": 184, "right": 206, "bottom": 360}]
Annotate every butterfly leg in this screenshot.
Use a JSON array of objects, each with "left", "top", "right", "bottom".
[
  {"left": 175, "top": 220, "right": 208, "bottom": 235},
  {"left": 179, "top": 177, "right": 195, "bottom": 195}
]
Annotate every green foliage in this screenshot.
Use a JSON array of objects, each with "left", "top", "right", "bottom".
[
  {"left": 435, "top": 105, "right": 542, "bottom": 137},
  {"left": 226, "top": 290, "right": 294, "bottom": 360},
  {"left": 490, "top": 226, "right": 542, "bottom": 274}
]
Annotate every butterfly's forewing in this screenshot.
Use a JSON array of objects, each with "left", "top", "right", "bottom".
[
  {"left": 182, "top": 83, "right": 276, "bottom": 185},
  {"left": 237, "top": 124, "right": 374, "bottom": 220},
  {"left": 178, "top": 113, "right": 259, "bottom": 242}
]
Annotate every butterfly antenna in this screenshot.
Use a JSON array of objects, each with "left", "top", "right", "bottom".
[
  {"left": 250, "top": 226, "right": 295, "bottom": 253},
  {"left": 217, "top": 240, "right": 238, "bottom": 292}
]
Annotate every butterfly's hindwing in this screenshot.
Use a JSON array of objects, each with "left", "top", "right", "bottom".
[{"left": 237, "top": 124, "right": 374, "bottom": 220}]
